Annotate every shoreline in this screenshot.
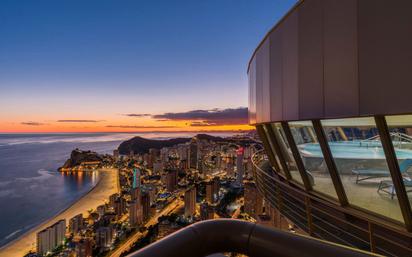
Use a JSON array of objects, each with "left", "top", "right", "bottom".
[{"left": 0, "top": 168, "right": 119, "bottom": 257}]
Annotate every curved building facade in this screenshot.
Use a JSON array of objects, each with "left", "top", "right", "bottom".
[{"left": 249, "top": 0, "right": 412, "bottom": 256}]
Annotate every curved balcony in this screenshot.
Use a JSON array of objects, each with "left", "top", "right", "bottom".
[
  {"left": 251, "top": 150, "right": 412, "bottom": 257},
  {"left": 127, "top": 219, "right": 375, "bottom": 257}
]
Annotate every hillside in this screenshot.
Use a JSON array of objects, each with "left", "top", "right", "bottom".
[
  {"left": 118, "top": 137, "right": 191, "bottom": 155},
  {"left": 117, "top": 134, "right": 227, "bottom": 155}
]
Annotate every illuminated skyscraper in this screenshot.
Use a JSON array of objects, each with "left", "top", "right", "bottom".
[
  {"left": 36, "top": 219, "right": 66, "bottom": 255},
  {"left": 236, "top": 147, "right": 244, "bottom": 186},
  {"left": 165, "top": 168, "right": 178, "bottom": 192},
  {"left": 141, "top": 191, "right": 151, "bottom": 221},
  {"left": 184, "top": 186, "right": 196, "bottom": 219},
  {"left": 129, "top": 200, "right": 143, "bottom": 227},
  {"left": 133, "top": 168, "right": 141, "bottom": 189},
  {"left": 69, "top": 214, "right": 83, "bottom": 235},
  {"left": 95, "top": 226, "right": 113, "bottom": 249},
  {"left": 244, "top": 181, "right": 263, "bottom": 219},
  {"left": 206, "top": 177, "right": 220, "bottom": 203}
]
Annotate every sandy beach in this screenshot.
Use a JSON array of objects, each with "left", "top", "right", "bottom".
[{"left": 0, "top": 168, "right": 119, "bottom": 257}]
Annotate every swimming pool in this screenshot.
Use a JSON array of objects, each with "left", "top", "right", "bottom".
[{"left": 299, "top": 141, "right": 412, "bottom": 159}]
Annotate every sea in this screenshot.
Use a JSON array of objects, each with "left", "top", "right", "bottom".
[{"left": 0, "top": 132, "right": 234, "bottom": 248}]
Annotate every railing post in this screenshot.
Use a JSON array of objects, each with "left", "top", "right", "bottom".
[
  {"left": 281, "top": 122, "right": 313, "bottom": 191},
  {"left": 375, "top": 115, "right": 412, "bottom": 231},
  {"left": 312, "top": 120, "right": 348, "bottom": 206},
  {"left": 276, "top": 179, "right": 283, "bottom": 217},
  {"left": 368, "top": 221, "right": 376, "bottom": 253},
  {"left": 305, "top": 196, "right": 314, "bottom": 236}
]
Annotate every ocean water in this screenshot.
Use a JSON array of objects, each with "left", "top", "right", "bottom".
[{"left": 0, "top": 132, "right": 233, "bottom": 248}]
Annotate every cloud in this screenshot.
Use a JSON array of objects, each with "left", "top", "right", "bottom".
[
  {"left": 122, "top": 113, "right": 151, "bottom": 117},
  {"left": 57, "top": 120, "right": 104, "bottom": 123},
  {"left": 189, "top": 121, "right": 218, "bottom": 127},
  {"left": 21, "top": 121, "right": 46, "bottom": 126},
  {"left": 153, "top": 107, "right": 248, "bottom": 126},
  {"left": 106, "top": 125, "right": 178, "bottom": 129}
]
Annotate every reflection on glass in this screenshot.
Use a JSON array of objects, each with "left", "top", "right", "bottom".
[
  {"left": 270, "top": 123, "right": 303, "bottom": 184},
  {"left": 288, "top": 121, "right": 337, "bottom": 198},
  {"left": 262, "top": 124, "right": 285, "bottom": 176},
  {"left": 322, "top": 117, "right": 402, "bottom": 222},
  {"left": 386, "top": 115, "right": 412, "bottom": 218}
]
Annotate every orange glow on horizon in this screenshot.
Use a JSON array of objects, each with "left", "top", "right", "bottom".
[{"left": 0, "top": 120, "right": 254, "bottom": 133}]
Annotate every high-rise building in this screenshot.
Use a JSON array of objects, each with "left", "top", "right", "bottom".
[
  {"left": 212, "top": 177, "right": 220, "bottom": 200},
  {"left": 235, "top": 147, "right": 244, "bottom": 186},
  {"left": 141, "top": 191, "right": 151, "bottom": 221},
  {"left": 205, "top": 180, "right": 213, "bottom": 203},
  {"left": 133, "top": 168, "right": 141, "bottom": 189},
  {"left": 160, "top": 147, "right": 169, "bottom": 163},
  {"left": 200, "top": 202, "right": 214, "bottom": 220},
  {"left": 36, "top": 219, "right": 66, "bottom": 255},
  {"left": 129, "top": 200, "right": 143, "bottom": 227},
  {"left": 114, "top": 196, "right": 126, "bottom": 216},
  {"left": 184, "top": 186, "right": 196, "bottom": 219},
  {"left": 75, "top": 238, "right": 93, "bottom": 257},
  {"left": 95, "top": 226, "right": 113, "bottom": 249},
  {"left": 205, "top": 177, "right": 219, "bottom": 203},
  {"left": 244, "top": 181, "right": 263, "bottom": 219},
  {"left": 131, "top": 187, "right": 141, "bottom": 202},
  {"left": 69, "top": 214, "right": 83, "bottom": 235},
  {"left": 189, "top": 141, "right": 198, "bottom": 170},
  {"left": 165, "top": 168, "right": 178, "bottom": 192},
  {"left": 177, "top": 144, "right": 188, "bottom": 161},
  {"left": 142, "top": 183, "right": 158, "bottom": 206}
]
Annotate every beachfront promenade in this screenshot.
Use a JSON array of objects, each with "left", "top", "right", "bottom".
[{"left": 0, "top": 168, "right": 119, "bottom": 257}]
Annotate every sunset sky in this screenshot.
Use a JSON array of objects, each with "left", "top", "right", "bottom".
[{"left": 0, "top": 0, "right": 296, "bottom": 133}]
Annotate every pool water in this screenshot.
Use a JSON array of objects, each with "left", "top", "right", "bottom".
[{"left": 299, "top": 141, "right": 412, "bottom": 159}]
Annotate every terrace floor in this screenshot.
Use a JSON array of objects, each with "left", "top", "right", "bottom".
[{"left": 289, "top": 170, "right": 405, "bottom": 223}]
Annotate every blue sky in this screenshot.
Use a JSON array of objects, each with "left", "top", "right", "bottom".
[{"left": 0, "top": 0, "right": 296, "bottom": 132}]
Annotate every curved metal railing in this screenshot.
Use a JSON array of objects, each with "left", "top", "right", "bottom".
[
  {"left": 251, "top": 150, "right": 412, "bottom": 257},
  {"left": 127, "top": 219, "right": 377, "bottom": 257}
]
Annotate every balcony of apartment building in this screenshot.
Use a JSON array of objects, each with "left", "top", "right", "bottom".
[{"left": 251, "top": 115, "right": 412, "bottom": 257}]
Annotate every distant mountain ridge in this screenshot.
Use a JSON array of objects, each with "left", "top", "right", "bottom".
[{"left": 117, "top": 134, "right": 225, "bottom": 155}]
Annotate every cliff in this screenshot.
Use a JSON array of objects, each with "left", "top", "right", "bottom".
[{"left": 59, "top": 149, "right": 103, "bottom": 170}]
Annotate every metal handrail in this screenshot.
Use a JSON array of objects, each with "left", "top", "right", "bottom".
[
  {"left": 127, "top": 219, "right": 378, "bottom": 257},
  {"left": 360, "top": 132, "right": 412, "bottom": 148},
  {"left": 251, "top": 151, "right": 412, "bottom": 256}
]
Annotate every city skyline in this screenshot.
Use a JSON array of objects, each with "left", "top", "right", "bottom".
[{"left": 0, "top": 0, "right": 296, "bottom": 133}]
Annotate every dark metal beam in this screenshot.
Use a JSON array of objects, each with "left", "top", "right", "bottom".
[
  {"left": 264, "top": 123, "right": 292, "bottom": 180},
  {"left": 312, "top": 120, "right": 348, "bottom": 206},
  {"left": 256, "top": 125, "right": 281, "bottom": 173},
  {"left": 281, "top": 122, "right": 313, "bottom": 191},
  {"left": 375, "top": 115, "right": 412, "bottom": 231}
]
